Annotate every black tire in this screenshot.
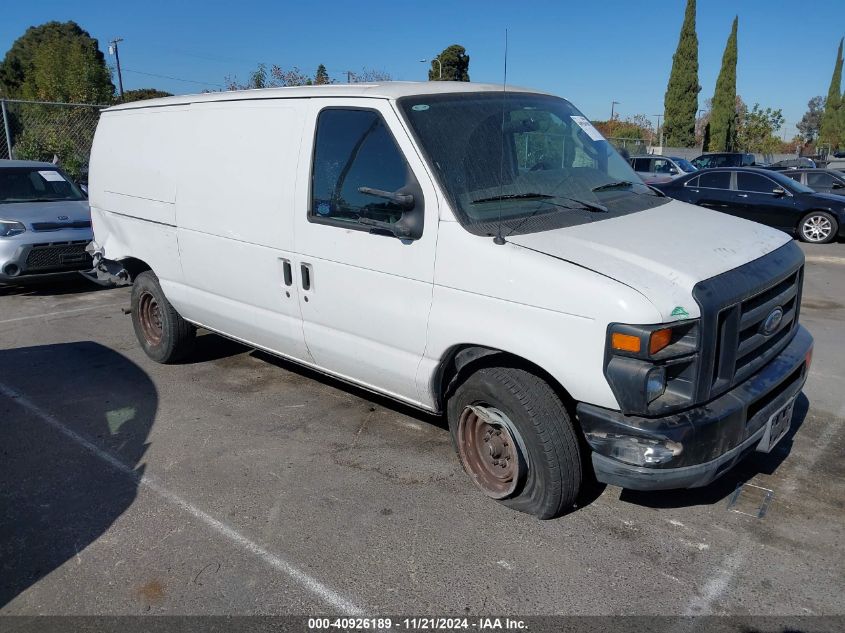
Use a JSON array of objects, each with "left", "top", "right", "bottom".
[
  {"left": 798, "top": 211, "right": 838, "bottom": 244},
  {"left": 131, "top": 271, "right": 196, "bottom": 363},
  {"left": 447, "top": 366, "right": 582, "bottom": 519}
]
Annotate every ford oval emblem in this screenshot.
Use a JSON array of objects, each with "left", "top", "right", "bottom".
[
  {"left": 57, "top": 215, "right": 69, "bottom": 221},
  {"left": 760, "top": 307, "right": 784, "bottom": 336}
]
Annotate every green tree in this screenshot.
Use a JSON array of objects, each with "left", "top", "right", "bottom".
[
  {"left": 706, "top": 16, "right": 739, "bottom": 152},
  {"left": 314, "top": 64, "right": 331, "bottom": 85},
  {"left": 819, "top": 38, "right": 842, "bottom": 148},
  {"left": 429, "top": 45, "right": 470, "bottom": 81},
  {"left": 0, "top": 21, "right": 113, "bottom": 102},
  {"left": 737, "top": 103, "right": 784, "bottom": 153},
  {"left": 662, "top": 0, "right": 699, "bottom": 147},
  {"left": 797, "top": 96, "right": 825, "bottom": 144},
  {"left": 121, "top": 88, "right": 172, "bottom": 103}
]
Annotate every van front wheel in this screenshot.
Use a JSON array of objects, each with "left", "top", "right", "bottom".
[
  {"left": 131, "top": 271, "right": 196, "bottom": 363},
  {"left": 447, "top": 366, "right": 582, "bottom": 519}
]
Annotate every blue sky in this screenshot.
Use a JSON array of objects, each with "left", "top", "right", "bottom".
[{"left": 2, "top": 0, "right": 843, "bottom": 136}]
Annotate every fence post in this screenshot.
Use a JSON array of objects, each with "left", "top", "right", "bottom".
[{"left": 1, "top": 99, "right": 12, "bottom": 159}]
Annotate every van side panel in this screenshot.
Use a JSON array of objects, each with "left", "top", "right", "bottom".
[
  {"left": 173, "top": 100, "right": 311, "bottom": 361},
  {"left": 89, "top": 107, "right": 188, "bottom": 285}
]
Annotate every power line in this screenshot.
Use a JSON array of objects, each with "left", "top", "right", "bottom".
[{"left": 121, "top": 68, "right": 224, "bottom": 88}]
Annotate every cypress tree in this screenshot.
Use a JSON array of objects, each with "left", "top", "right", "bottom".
[
  {"left": 314, "top": 64, "right": 330, "bottom": 85},
  {"left": 662, "top": 0, "right": 699, "bottom": 147},
  {"left": 819, "top": 38, "right": 842, "bottom": 148},
  {"left": 706, "top": 17, "right": 739, "bottom": 152}
]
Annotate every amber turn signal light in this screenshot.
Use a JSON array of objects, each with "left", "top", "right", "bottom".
[
  {"left": 649, "top": 328, "right": 673, "bottom": 355},
  {"left": 611, "top": 332, "right": 641, "bottom": 353}
]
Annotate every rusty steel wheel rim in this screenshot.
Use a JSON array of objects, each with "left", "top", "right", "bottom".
[
  {"left": 457, "top": 405, "right": 526, "bottom": 499},
  {"left": 138, "top": 290, "right": 164, "bottom": 346}
]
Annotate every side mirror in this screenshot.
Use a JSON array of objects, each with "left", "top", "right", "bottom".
[
  {"left": 356, "top": 186, "right": 423, "bottom": 240},
  {"left": 772, "top": 187, "right": 787, "bottom": 197},
  {"left": 669, "top": 167, "right": 678, "bottom": 175},
  {"left": 832, "top": 182, "right": 844, "bottom": 189}
]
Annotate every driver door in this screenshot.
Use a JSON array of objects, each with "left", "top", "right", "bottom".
[{"left": 292, "top": 101, "right": 440, "bottom": 407}]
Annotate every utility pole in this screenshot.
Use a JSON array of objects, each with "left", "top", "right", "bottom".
[
  {"left": 347, "top": 70, "right": 352, "bottom": 84},
  {"left": 652, "top": 114, "right": 663, "bottom": 147},
  {"left": 109, "top": 38, "right": 124, "bottom": 99},
  {"left": 610, "top": 101, "right": 620, "bottom": 136}
]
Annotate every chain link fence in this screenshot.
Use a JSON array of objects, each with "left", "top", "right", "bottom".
[
  {"left": 606, "top": 137, "right": 650, "bottom": 155},
  {"left": 0, "top": 99, "right": 106, "bottom": 181}
]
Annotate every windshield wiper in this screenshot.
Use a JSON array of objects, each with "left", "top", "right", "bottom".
[
  {"left": 3, "top": 197, "right": 66, "bottom": 203},
  {"left": 471, "top": 192, "right": 554, "bottom": 203},
  {"left": 472, "top": 192, "right": 607, "bottom": 213},
  {"left": 591, "top": 180, "right": 635, "bottom": 192}
]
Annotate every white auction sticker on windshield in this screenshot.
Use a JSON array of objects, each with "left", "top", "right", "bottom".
[
  {"left": 570, "top": 116, "right": 605, "bottom": 141},
  {"left": 38, "top": 170, "right": 66, "bottom": 182}
]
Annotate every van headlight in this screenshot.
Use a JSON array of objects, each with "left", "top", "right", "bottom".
[
  {"left": 604, "top": 320, "right": 699, "bottom": 415},
  {"left": 0, "top": 220, "right": 26, "bottom": 237}
]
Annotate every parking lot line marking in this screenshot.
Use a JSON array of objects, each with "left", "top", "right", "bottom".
[
  {"left": 683, "top": 549, "right": 745, "bottom": 615},
  {"left": 0, "top": 302, "right": 127, "bottom": 325},
  {"left": 805, "top": 255, "right": 845, "bottom": 266},
  {"left": 0, "top": 381, "right": 365, "bottom": 616}
]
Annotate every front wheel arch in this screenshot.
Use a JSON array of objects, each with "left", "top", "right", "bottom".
[{"left": 435, "top": 344, "right": 578, "bottom": 419}]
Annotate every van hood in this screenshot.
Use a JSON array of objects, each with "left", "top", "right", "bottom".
[{"left": 507, "top": 199, "right": 791, "bottom": 321}]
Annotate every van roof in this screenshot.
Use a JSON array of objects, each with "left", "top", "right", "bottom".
[{"left": 104, "top": 81, "right": 550, "bottom": 111}]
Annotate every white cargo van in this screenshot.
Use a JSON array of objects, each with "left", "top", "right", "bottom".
[{"left": 88, "top": 82, "right": 813, "bottom": 518}]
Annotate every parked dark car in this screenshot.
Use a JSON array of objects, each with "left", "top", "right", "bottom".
[
  {"left": 654, "top": 167, "right": 845, "bottom": 243},
  {"left": 690, "top": 152, "right": 756, "bottom": 169},
  {"left": 779, "top": 168, "right": 845, "bottom": 195},
  {"left": 767, "top": 157, "right": 817, "bottom": 170}
]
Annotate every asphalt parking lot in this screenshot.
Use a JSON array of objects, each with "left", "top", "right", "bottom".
[{"left": 0, "top": 241, "right": 843, "bottom": 618}]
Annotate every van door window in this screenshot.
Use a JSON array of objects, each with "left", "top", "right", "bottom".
[{"left": 311, "top": 109, "right": 411, "bottom": 228}]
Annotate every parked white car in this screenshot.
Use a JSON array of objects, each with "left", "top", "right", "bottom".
[{"left": 88, "top": 83, "right": 813, "bottom": 518}]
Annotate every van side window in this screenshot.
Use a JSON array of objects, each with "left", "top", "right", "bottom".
[{"left": 311, "top": 109, "right": 409, "bottom": 227}]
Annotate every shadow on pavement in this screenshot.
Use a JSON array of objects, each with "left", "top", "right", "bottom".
[
  {"left": 0, "top": 275, "right": 111, "bottom": 297},
  {"left": 619, "top": 393, "right": 810, "bottom": 509},
  {"left": 0, "top": 341, "right": 157, "bottom": 607}
]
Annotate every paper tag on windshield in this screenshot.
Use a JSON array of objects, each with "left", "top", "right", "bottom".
[
  {"left": 38, "top": 170, "right": 66, "bottom": 182},
  {"left": 570, "top": 116, "right": 605, "bottom": 141}
]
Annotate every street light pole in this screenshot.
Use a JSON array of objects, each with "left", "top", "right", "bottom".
[
  {"left": 419, "top": 58, "right": 442, "bottom": 80},
  {"left": 109, "top": 38, "right": 124, "bottom": 99}
]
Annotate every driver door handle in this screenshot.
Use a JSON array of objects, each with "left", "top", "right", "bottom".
[{"left": 737, "top": 193, "right": 749, "bottom": 198}]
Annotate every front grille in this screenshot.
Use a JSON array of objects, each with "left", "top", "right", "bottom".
[
  {"left": 718, "top": 268, "right": 802, "bottom": 387},
  {"left": 31, "top": 220, "right": 92, "bottom": 231},
  {"left": 24, "top": 240, "right": 92, "bottom": 272},
  {"left": 693, "top": 242, "right": 805, "bottom": 402}
]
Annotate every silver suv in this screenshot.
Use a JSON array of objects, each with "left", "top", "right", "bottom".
[{"left": 0, "top": 160, "right": 93, "bottom": 283}]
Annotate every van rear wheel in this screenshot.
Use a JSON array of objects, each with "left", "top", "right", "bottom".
[
  {"left": 447, "top": 366, "right": 582, "bottom": 519},
  {"left": 131, "top": 271, "right": 196, "bottom": 363}
]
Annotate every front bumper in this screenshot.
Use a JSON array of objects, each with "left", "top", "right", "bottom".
[
  {"left": 0, "top": 231, "right": 93, "bottom": 282},
  {"left": 577, "top": 325, "right": 813, "bottom": 490}
]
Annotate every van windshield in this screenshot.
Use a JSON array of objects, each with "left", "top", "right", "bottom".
[{"left": 398, "top": 92, "right": 667, "bottom": 236}]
